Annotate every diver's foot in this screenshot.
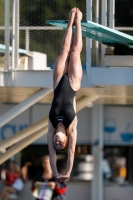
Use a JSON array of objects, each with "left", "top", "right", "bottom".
[
  {"left": 75, "top": 8, "right": 83, "bottom": 25},
  {"left": 69, "top": 7, "right": 76, "bottom": 25}
]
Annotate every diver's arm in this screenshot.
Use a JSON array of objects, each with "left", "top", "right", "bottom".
[
  {"left": 65, "top": 126, "right": 77, "bottom": 178},
  {"left": 56, "top": 127, "right": 77, "bottom": 183},
  {"left": 47, "top": 121, "right": 58, "bottom": 177}
]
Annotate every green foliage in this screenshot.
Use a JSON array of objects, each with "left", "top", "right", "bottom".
[
  {"left": 0, "top": 0, "right": 5, "bottom": 26},
  {"left": 20, "top": 0, "right": 86, "bottom": 26}
]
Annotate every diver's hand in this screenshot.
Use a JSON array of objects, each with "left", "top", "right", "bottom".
[
  {"left": 56, "top": 174, "right": 69, "bottom": 182},
  {"left": 60, "top": 174, "right": 69, "bottom": 182},
  {"left": 53, "top": 173, "right": 63, "bottom": 181},
  {"left": 54, "top": 172, "right": 70, "bottom": 182}
]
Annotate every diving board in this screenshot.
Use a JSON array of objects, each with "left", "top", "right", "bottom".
[{"left": 46, "top": 20, "right": 133, "bottom": 48}]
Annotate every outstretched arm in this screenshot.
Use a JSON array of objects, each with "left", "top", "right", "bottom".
[
  {"left": 66, "top": 127, "right": 77, "bottom": 178},
  {"left": 47, "top": 121, "right": 62, "bottom": 179},
  {"left": 59, "top": 120, "right": 77, "bottom": 182}
]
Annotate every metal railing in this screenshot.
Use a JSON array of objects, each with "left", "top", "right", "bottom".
[
  {"left": 0, "top": 26, "right": 62, "bottom": 51},
  {"left": 0, "top": 26, "right": 133, "bottom": 70}
]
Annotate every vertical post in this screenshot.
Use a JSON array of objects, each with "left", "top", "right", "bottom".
[
  {"left": 91, "top": 105, "right": 104, "bottom": 200},
  {"left": 109, "top": 0, "right": 115, "bottom": 55},
  {"left": 86, "top": 0, "right": 92, "bottom": 82},
  {"left": 5, "top": 0, "right": 10, "bottom": 71},
  {"left": 12, "top": 0, "right": 19, "bottom": 69},
  {"left": 109, "top": 0, "right": 115, "bottom": 29},
  {"left": 101, "top": 0, "right": 107, "bottom": 66},
  {"left": 95, "top": 0, "right": 99, "bottom": 67},
  {"left": 25, "top": 29, "right": 29, "bottom": 51}
]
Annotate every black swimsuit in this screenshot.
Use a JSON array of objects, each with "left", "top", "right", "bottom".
[{"left": 49, "top": 73, "right": 76, "bottom": 129}]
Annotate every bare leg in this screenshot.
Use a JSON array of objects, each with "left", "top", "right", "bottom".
[
  {"left": 0, "top": 186, "right": 16, "bottom": 200},
  {"left": 53, "top": 7, "right": 76, "bottom": 89},
  {"left": 67, "top": 8, "right": 83, "bottom": 91}
]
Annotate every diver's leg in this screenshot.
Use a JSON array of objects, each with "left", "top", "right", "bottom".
[
  {"left": 53, "top": 8, "right": 76, "bottom": 89},
  {"left": 67, "top": 8, "right": 83, "bottom": 91}
]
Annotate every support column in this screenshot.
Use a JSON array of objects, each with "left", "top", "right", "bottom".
[
  {"left": 109, "top": 0, "right": 115, "bottom": 55},
  {"left": 5, "top": 0, "right": 10, "bottom": 71},
  {"left": 12, "top": 0, "right": 19, "bottom": 69},
  {"left": 91, "top": 105, "right": 104, "bottom": 200},
  {"left": 109, "top": 0, "right": 115, "bottom": 29},
  {"left": 25, "top": 29, "right": 29, "bottom": 51}
]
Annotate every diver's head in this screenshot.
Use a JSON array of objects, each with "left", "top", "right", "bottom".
[{"left": 53, "top": 123, "right": 68, "bottom": 151}]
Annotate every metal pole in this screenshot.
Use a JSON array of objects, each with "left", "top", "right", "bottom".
[
  {"left": 91, "top": 105, "right": 104, "bottom": 200},
  {"left": 101, "top": 0, "right": 107, "bottom": 66},
  {"left": 25, "top": 29, "right": 29, "bottom": 51},
  {"left": 0, "top": 88, "right": 52, "bottom": 128},
  {"left": 109, "top": 0, "right": 115, "bottom": 29},
  {"left": 0, "top": 127, "right": 48, "bottom": 165},
  {"left": 86, "top": 0, "right": 92, "bottom": 83},
  {"left": 5, "top": 0, "right": 10, "bottom": 70},
  {"left": 95, "top": 0, "right": 99, "bottom": 67},
  {"left": 12, "top": 0, "right": 19, "bottom": 69},
  {"left": 109, "top": 0, "right": 115, "bottom": 55}
]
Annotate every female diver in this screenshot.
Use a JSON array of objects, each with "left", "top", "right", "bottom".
[{"left": 47, "top": 7, "right": 83, "bottom": 182}]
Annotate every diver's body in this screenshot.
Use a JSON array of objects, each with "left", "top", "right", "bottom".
[
  {"left": 49, "top": 73, "right": 76, "bottom": 130},
  {"left": 47, "top": 8, "right": 83, "bottom": 182}
]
